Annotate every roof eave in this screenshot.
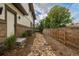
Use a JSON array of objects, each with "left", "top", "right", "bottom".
[
  {"left": 29, "top": 3, "right": 36, "bottom": 20},
  {"left": 13, "top": 3, "right": 28, "bottom": 15}
]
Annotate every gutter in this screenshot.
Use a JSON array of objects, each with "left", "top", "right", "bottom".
[{"left": 13, "top": 3, "right": 28, "bottom": 15}]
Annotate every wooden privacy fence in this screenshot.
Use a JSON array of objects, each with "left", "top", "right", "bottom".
[{"left": 43, "top": 27, "right": 79, "bottom": 49}]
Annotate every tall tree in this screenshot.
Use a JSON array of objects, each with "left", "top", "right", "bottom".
[
  {"left": 38, "top": 5, "right": 72, "bottom": 32},
  {"left": 48, "top": 5, "right": 72, "bottom": 28}
]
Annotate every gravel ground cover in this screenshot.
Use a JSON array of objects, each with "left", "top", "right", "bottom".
[{"left": 3, "top": 33, "right": 79, "bottom": 56}]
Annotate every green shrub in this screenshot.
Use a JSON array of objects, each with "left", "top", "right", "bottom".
[
  {"left": 21, "top": 32, "right": 27, "bottom": 37},
  {"left": 21, "top": 30, "right": 32, "bottom": 37},
  {"left": 4, "top": 35, "right": 16, "bottom": 49}
]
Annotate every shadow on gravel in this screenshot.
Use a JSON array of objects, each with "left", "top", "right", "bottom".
[{"left": 25, "top": 34, "right": 36, "bottom": 55}]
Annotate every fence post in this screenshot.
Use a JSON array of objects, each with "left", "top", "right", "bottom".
[{"left": 64, "top": 28, "right": 66, "bottom": 45}]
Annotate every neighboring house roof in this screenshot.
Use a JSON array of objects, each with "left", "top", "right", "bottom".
[
  {"left": 13, "top": 3, "right": 28, "bottom": 15},
  {"left": 67, "top": 23, "right": 79, "bottom": 28},
  {"left": 28, "top": 3, "right": 36, "bottom": 20},
  {"left": 71, "top": 23, "right": 79, "bottom": 27}
]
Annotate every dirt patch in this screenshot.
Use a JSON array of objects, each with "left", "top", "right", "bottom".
[{"left": 3, "top": 34, "right": 35, "bottom": 56}]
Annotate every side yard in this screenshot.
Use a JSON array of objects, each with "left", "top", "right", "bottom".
[
  {"left": 3, "top": 33, "right": 55, "bottom": 56},
  {"left": 2, "top": 32, "right": 79, "bottom": 56}
]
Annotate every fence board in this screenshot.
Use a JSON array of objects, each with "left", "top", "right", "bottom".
[{"left": 43, "top": 27, "right": 79, "bottom": 48}]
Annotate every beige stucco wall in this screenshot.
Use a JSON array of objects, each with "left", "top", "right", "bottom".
[
  {"left": 21, "top": 3, "right": 34, "bottom": 22},
  {"left": 0, "top": 3, "right": 33, "bottom": 27},
  {"left": 7, "top": 10, "right": 15, "bottom": 37},
  {"left": 0, "top": 3, "right": 5, "bottom": 20},
  {"left": 7, "top": 3, "right": 33, "bottom": 27}
]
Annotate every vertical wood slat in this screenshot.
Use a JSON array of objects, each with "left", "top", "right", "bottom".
[{"left": 43, "top": 27, "right": 79, "bottom": 48}]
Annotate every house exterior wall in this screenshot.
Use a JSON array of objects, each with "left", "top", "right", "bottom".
[
  {"left": 0, "top": 4, "right": 5, "bottom": 20},
  {"left": 0, "top": 20, "right": 6, "bottom": 43},
  {"left": 6, "top": 3, "right": 34, "bottom": 37},
  {"left": 0, "top": 3, "right": 33, "bottom": 27},
  {"left": 0, "top": 3, "right": 34, "bottom": 42},
  {"left": 21, "top": 3, "right": 34, "bottom": 22},
  {"left": 7, "top": 10, "right": 15, "bottom": 37},
  {"left": 6, "top": 3, "right": 33, "bottom": 27},
  {"left": 0, "top": 4, "right": 6, "bottom": 43}
]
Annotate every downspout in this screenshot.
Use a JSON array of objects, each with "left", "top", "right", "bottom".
[{"left": 33, "top": 19, "right": 35, "bottom": 33}]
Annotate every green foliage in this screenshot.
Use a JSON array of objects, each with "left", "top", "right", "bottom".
[
  {"left": 48, "top": 5, "right": 72, "bottom": 28},
  {"left": 4, "top": 35, "right": 16, "bottom": 49},
  {"left": 38, "top": 5, "right": 72, "bottom": 29},
  {"left": 44, "top": 17, "right": 51, "bottom": 28},
  {"left": 22, "top": 32, "right": 27, "bottom": 37},
  {"left": 37, "top": 20, "right": 45, "bottom": 32},
  {"left": 22, "top": 30, "right": 32, "bottom": 37}
]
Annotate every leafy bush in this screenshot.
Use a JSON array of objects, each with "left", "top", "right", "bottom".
[
  {"left": 21, "top": 30, "right": 33, "bottom": 37},
  {"left": 21, "top": 32, "right": 27, "bottom": 37},
  {"left": 4, "top": 35, "right": 16, "bottom": 49}
]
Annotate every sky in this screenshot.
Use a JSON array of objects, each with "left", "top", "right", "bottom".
[{"left": 34, "top": 3, "right": 79, "bottom": 24}]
